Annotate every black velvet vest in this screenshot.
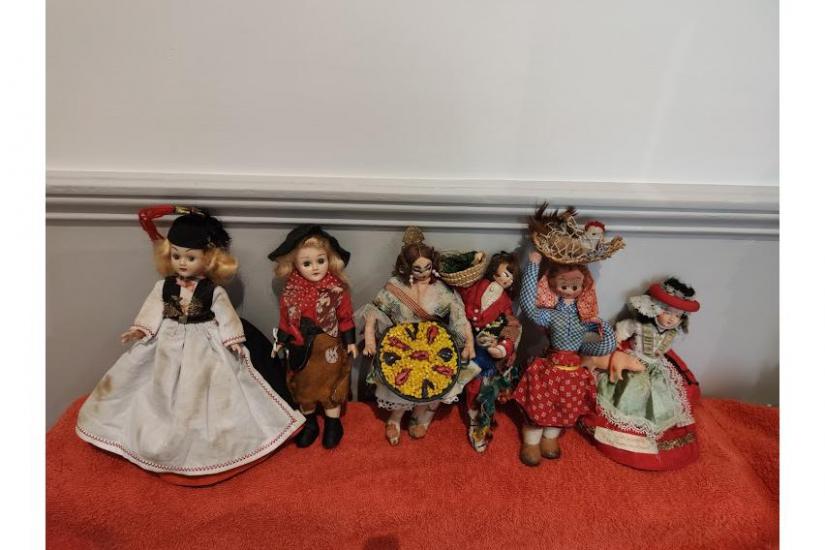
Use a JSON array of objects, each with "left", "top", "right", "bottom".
[{"left": 162, "top": 276, "right": 216, "bottom": 324}]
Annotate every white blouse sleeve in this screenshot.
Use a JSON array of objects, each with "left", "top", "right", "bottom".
[
  {"left": 212, "top": 286, "right": 246, "bottom": 346},
  {"left": 614, "top": 319, "right": 639, "bottom": 344},
  {"left": 130, "top": 280, "right": 165, "bottom": 338}
]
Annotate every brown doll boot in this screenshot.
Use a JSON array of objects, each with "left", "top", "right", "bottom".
[
  {"left": 540, "top": 436, "right": 561, "bottom": 459},
  {"left": 520, "top": 425, "right": 542, "bottom": 467}
]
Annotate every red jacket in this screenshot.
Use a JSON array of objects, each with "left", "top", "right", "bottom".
[{"left": 458, "top": 279, "right": 520, "bottom": 358}]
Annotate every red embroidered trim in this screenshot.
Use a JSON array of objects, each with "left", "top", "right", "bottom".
[
  {"left": 76, "top": 352, "right": 301, "bottom": 474},
  {"left": 222, "top": 335, "right": 246, "bottom": 346}
]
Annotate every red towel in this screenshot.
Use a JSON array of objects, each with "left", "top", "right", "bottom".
[{"left": 47, "top": 397, "right": 778, "bottom": 549}]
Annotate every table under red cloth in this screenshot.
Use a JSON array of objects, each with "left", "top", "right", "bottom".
[{"left": 47, "top": 397, "right": 778, "bottom": 549}]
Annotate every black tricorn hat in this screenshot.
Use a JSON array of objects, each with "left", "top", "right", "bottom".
[
  {"left": 167, "top": 212, "right": 231, "bottom": 250},
  {"left": 267, "top": 224, "right": 351, "bottom": 266}
]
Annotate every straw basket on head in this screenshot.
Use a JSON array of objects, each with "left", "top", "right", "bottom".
[
  {"left": 529, "top": 204, "right": 625, "bottom": 265},
  {"left": 438, "top": 250, "right": 488, "bottom": 288}
]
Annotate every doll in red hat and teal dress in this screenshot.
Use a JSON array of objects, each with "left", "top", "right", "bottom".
[{"left": 579, "top": 278, "right": 702, "bottom": 470}]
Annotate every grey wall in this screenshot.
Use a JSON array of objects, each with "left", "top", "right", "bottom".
[{"left": 47, "top": 209, "right": 778, "bottom": 427}]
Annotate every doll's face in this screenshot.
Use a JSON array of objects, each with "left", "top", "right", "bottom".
[
  {"left": 171, "top": 245, "right": 207, "bottom": 278},
  {"left": 411, "top": 256, "right": 433, "bottom": 282},
  {"left": 656, "top": 308, "right": 684, "bottom": 330},
  {"left": 553, "top": 270, "right": 585, "bottom": 299},
  {"left": 295, "top": 245, "right": 329, "bottom": 282},
  {"left": 585, "top": 226, "right": 605, "bottom": 241},
  {"left": 493, "top": 263, "right": 514, "bottom": 290}
]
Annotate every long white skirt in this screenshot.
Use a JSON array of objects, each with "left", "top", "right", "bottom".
[{"left": 76, "top": 319, "right": 304, "bottom": 476}]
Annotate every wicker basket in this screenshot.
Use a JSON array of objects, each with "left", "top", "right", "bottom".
[
  {"left": 438, "top": 250, "right": 488, "bottom": 288},
  {"left": 531, "top": 231, "right": 625, "bottom": 265}
]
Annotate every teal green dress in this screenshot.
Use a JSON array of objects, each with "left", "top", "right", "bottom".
[{"left": 595, "top": 320, "right": 693, "bottom": 438}]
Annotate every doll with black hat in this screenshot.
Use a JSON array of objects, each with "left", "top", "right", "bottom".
[
  {"left": 269, "top": 225, "right": 358, "bottom": 450},
  {"left": 76, "top": 206, "right": 304, "bottom": 486},
  {"left": 579, "top": 277, "right": 702, "bottom": 470}
]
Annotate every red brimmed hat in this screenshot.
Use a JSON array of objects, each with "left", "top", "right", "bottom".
[
  {"left": 628, "top": 277, "right": 700, "bottom": 318},
  {"left": 648, "top": 282, "right": 700, "bottom": 312}
]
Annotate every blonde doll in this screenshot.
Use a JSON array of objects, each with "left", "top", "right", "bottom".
[
  {"left": 76, "top": 206, "right": 304, "bottom": 485},
  {"left": 269, "top": 225, "right": 358, "bottom": 449}
]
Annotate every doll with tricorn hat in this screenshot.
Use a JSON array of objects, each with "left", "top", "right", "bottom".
[
  {"left": 579, "top": 277, "right": 702, "bottom": 470},
  {"left": 512, "top": 204, "right": 643, "bottom": 466},
  {"left": 76, "top": 205, "right": 304, "bottom": 486},
  {"left": 269, "top": 225, "right": 358, "bottom": 450}
]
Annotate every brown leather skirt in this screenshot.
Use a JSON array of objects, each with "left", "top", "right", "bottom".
[{"left": 287, "top": 333, "right": 351, "bottom": 412}]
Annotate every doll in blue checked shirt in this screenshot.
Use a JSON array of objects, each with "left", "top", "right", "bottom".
[{"left": 511, "top": 249, "right": 641, "bottom": 466}]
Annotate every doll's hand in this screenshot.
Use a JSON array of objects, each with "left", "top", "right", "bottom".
[
  {"left": 347, "top": 343, "right": 359, "bottom": 359},
  {"left": 462, "top": 343, "right": 476, "bottom": 361},
  {"left": 608, "top": 351, "right": 645, "bottom": 383},
  {"left": 528, "top": 251, "right": 542, "bottom": 264},
  {"left": 271, "top": 342, "right": 283, "bottom": 358},
  {"left": 229, "top": 343, "right": 244, "bottom": 357},
  {"left": 120, "top": 328, "right": 145, "bottom": 345},
  {"left": 487, "top": 345, "right": 506, "bottom": 359},
  {"left": 363, "top": 336, "right": 377, "bottom": 357}
]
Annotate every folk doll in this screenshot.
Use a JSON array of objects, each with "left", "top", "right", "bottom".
[
  {"left": 269, "top": 225, "right": 358, "bottom": 449},
  {"left": 513, "top": 205, "right": 638, "bottom": 466},
  {"left": 361, "top": 227, "right": 478, "bottom": 446},
  {"left": 76, "top": 206, "right": 304, "bottom": 486},
  {"left": 580, "top": 278, "right": 702, "bottom": 470},
  {"left": 456, "top": 251, "right": 522, "bottom": 452}
]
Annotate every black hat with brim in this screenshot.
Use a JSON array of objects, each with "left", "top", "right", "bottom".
[
  {"left": 167, "top": 212, "right": 231, "bottom": 250},
  {"left": 267, "top": 224, "right": 351, "bottom": 266}
]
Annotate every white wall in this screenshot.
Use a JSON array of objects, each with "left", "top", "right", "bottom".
[
  {"left": 46, "top": 1, "right": 778, "bottom": 426},
  {"left": 47, "top": 0, "right": 777, "bottom": 184}
]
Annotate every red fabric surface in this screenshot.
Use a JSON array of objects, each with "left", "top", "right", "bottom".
[{"left": 47, "top": 397, "right": 778, "bottom": 549}]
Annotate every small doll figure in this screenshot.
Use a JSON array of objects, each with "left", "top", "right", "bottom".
[
  {"left": 513, "top": 204, "right": 635, "bottom": 466},
  {"left": 581, "top": 221, "right": 605, "bottom": 251},
  {"left": 361, "top": 227, "right": 477, "bottom": 446},
  {"left": 269, "top": 225, "right": 358, "bottom": 449},
  {"left": 581, "top": 278, "right": 702, "bottom": 470},
  {"left": 456, "top": 251, "right": 522, "bottom": 452},
  {"left": 76, "top": 206, "right": 304, "bottom": 485}
]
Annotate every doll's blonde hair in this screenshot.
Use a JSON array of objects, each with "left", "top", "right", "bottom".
[
  {"left": 272, "top": 235, "right": 348, "bottom": 285},
  {"left": 153, "top": 239, "right": 239, "bottom": 286}
]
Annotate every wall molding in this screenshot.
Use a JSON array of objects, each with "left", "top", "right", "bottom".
[{"left": 46, "top": 170, "right": 779, "bottom": 237}]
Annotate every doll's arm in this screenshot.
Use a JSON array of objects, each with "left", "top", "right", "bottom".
[
  {"left": 212, "top": 287, "right": 246, "bottom": 348},
  {"left": 519, "top": 260, "right": 552, "bottom": 326},
  {"left": 128, "top": 280, "right": 165, "bottom": 340},
  {"left": 448, "top": 288, "right": 475, "bottom": 360},
  {"left": 579, "top": 320, "right": 616, "bottom": 356},
  {"left": 497, "top": 308, "right": 522, "bottom": 359},
  {"left": 337, "top": 290, "right": 358, "bottom": 357}
]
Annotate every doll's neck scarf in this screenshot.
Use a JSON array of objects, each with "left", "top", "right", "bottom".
[{"left": 283, "top": 270, "right": 345, "bottom": 337}]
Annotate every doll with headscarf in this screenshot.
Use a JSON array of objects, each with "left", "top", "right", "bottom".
[
  {"left": 581, "top": 278, "right": 702, "bottom": 470},
  {"left": 269, "top": 225, "right": 357, "bottom": 450},
  {"left": 76, "top": 206, "right": 304, "bottom": 486}
]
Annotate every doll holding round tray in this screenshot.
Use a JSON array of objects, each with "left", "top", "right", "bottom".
[{"left": 361, "top": 227, "right": 479, "bottom": 446}]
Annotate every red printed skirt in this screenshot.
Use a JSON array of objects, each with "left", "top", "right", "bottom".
[{"left": 512, "top": 350, "right": 596, "bottom": 427}]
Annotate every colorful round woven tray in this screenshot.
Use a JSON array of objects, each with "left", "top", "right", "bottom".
[{"left": 375, "top": 322, "right": 460, "bottom": 402}]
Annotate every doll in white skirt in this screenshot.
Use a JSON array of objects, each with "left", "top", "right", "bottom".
[{"left": 76, "top": 206, "right": 304, "bottom": 485}]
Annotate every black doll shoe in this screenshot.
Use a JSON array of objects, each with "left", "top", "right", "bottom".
[
  {"left": 322, "top": 417, "right": 344, "bottom": 449},
  {"left": 295, "top": 413, "right": 319, "bottom": 448}
]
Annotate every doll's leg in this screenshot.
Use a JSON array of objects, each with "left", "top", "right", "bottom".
[
  {"left": 295, "top": 404, "right": 320, "bottom": 448},
  {"left": 409, "top": 403, "right": 439, "bottom": 439},
  {"left": 520, "top": 424, "right": 543, "bottom": 466},
  {"left": 321, "top": 406, "right": 344, "bottom": 449},
  {"left": 540, "top": 427, "right": 562, "bottom": 459},
  {"left": 385, "top": 409, "right": 404, "bottom": 446}
]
